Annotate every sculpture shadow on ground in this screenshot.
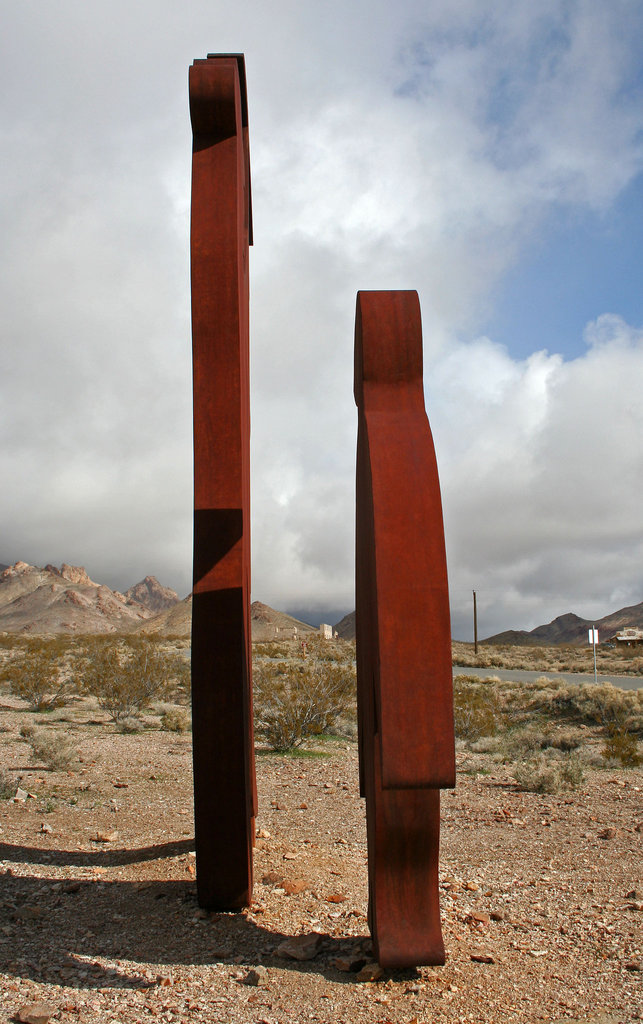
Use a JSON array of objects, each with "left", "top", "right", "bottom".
[{"left": 0, "top": 841, "right": 421, "bottom": 990}]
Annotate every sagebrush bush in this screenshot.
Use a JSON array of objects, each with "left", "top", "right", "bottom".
[
  {"left": 2, "top": 638, "right": 77, "bottom": 710},
  {"left": 453, "top": 675, "right": 502, "bottom": 741},
  {"left": 253, "top": 658, "right": 356, "bottom": 751},
  {"left": 28, "top": 728, "right": 77, "bottom": 770},
  {"left": 601, "top": 724, "right": 641, "bottom": 766},
  {"left": 117, "top": 716, "right": 145, "bottom": 734},
  {"left": 514, "top": 752, "right": 584, "bottom": 794},
  {"left": 80, "top": 637, "right": 187, "bottom": 723},
  {"left": 160, "top": 707, "right": 191, "bottom": 733}
]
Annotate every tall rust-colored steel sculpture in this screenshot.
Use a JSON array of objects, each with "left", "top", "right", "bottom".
[
  {"left": 189, "top": 54, "right": 256, "bottom": 910},
  {"left": 354, "top": 290, "right": 456, "bottom": 967}
]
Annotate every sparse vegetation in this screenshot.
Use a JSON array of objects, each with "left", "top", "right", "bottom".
[
  {"left": 0, "top": 769, "right": 14, "bottom": 799},
  {"left": 79, "top": 636, "right": 188, "bottom": 723},
  {"left": 27, "top": 727, "right": 77, "bottom": 770},
  {"left": 453, "top": 639, "right": 643, "bottom": 677},
  {"left": 513, "top": 752, "right": 585, "bottom": 793},
  {"left": 253, "top": 656, "right": 356, "bottom": 751},
  {"left": 159, "top": 706, "right": 191, "bottom": 733},
  {"left": 453, "top": 675, "right": 502, "bottom": 740},
  {"left": 601, "top": 722, "right": 641, "bottom": 766},
  {"left": 1, "top": 636, "right": 78, "bottom": 710}
]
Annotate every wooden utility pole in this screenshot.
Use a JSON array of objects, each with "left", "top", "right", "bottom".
[{"left": 473, "top": 590, "right": 478, "bottom": 654}]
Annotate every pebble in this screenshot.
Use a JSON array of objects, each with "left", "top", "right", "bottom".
[
  {"left": 332, "top": 955, "right": 367, "bottom": 973},
  {"left": 16, "top": 1003, "right": 56, "bottom": 1024},
  {"left": 275, "top": 933, "right": 323, "bottom": 961},
  {"left": 356, "top": 962, "right": 384, "bottom": 982},
  {"left": 282, "top": 878, "right": 307, "bottom": 895},
  {"left": 243, "top": 966, "right": 268, "bottom": 986},
  {"left": 93, "top": 830, "right": 119, "bottom": 843}
]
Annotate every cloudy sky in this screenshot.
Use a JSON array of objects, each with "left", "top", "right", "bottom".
[{"left": 2, "top": 0, "right": 642, "bottom": 639}]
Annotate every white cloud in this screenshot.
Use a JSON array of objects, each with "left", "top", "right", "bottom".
[{"left": 432, "top": 315, "right": 643, "bottom": 636}]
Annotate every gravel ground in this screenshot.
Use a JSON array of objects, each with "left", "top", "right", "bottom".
[{"left": 0, "top": 699, "right": 641, "bottom": 1024}]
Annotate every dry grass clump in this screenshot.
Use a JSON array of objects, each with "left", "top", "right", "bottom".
[
  {"left": 601, "top": 724, "right": 641, "bottom": 766},
  {"left": 453, "top": 675, "right": 502, "bottom": 741},
  {"left": 159, "top": 706, "right": 191, "bottom": 733},
  {"left": 27, "top": 727, "right": 78, "bottom": 770},
  {"left": 513, "top": 752, "right": 585, "bottom": 793}
]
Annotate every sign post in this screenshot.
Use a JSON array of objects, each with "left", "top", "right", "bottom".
[{"left": 588, "top": 627, "right": 598, "bottom": 685}]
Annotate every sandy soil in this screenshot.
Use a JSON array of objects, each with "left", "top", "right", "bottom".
[{"left": 0, "top": 700, "right": 641, "bottom": 1024}]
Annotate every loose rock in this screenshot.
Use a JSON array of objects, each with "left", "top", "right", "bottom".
[
  {"left": 16, "top": 1003, "right": 57, "bottom": 1024},
  {"left": 275, "top": 933, "right": 323, "bottom": 961},
  {"left": 243, "top": 966, "right": 268, "bottom": 986},
  {"left": 356, "top": 962, "right": 384, "bottom": 982}
]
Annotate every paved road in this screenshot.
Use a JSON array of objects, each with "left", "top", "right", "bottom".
[{"left": 452, "top": 665, "right": 642, "bottom": 691}]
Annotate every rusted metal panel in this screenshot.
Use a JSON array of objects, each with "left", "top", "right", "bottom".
[
  {"left": 189, "top": 54, "right": 255, "bottom": 910},
  {"left": 355, "top": 290, "right": 455, "bottom": 966}
]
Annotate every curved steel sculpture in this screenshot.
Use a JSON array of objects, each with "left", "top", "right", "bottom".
[
  {"left": 354, "top": 290, "right": 455, "bottom": 966},
  {"left": 189, "top": 54, "right": 255, "bottom": 910}
]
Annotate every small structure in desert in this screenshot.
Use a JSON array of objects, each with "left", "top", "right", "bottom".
[
  {"left": 319, "top": 623, "right": 333, "bottom": 640},
  {"left": 610, "top": 626, "right": 643, "bottom": 647}
]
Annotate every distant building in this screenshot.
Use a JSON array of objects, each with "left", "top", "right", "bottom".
[
  {"left": 319, "top": 623, "right": 333, "bottom": 640},
  {"left": 610, "top": 627, "right": 643, "bottom": 647}
]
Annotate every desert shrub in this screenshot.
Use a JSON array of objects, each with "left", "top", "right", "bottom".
[
  {"left": 559, "top": 754, "right": 585, "bottom": 788},
  {"left": 117, "top": 716, "right": 145, "bottom": 734},
  {"left": 514, "top": 752, "right": 584, "bottom": 794},
  {"left": 253, "top": 659, "right": 356, "bottom": 751},
  {"left": 2, "top": 639, "right": 77, "bottom": 710},
  {"left": 500, "top": 725, "right": 550, "bottom": 760},
  {"left": 500, "top": 722, "right": 583, "bottom": 760},
  {"left": 80, "top": 637, "right": 185, "bottom": 723},
  {"left": 548, "top": 682, "right": 642, "bottom": 731},
  {"left": 601, "top": 724, "right": 641, "bottom": 766},
  {"left": 547, "top": 728, "right": 582, "bottom": 751},
  {"left": 253, "top": 642, "right": 291, "bottom": 659},
  {"left": 0, "top": 770, "right": 15, "bottom": 799},
  {"left": 19, "top": 723, "right": 35, "bottom": 739},
  {"left": 160, "top": 707, "right": 191, "bottom": 733},
  {"left": 28, "top": 728, "right": 77, "bottom": 770},
  {"left": 453, "top": 675, "right": 502, "bottom": 741}
]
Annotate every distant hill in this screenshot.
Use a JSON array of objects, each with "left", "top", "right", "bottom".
[
  {"left": 0, "top": 561, "right": 176, "bottom": 634},
  {"left": 249, "top": 601, "right": 316, "bottom": 642},
  {"left": 136, "top": 597, "right": 316, "bottom": 642},
  {"left": 485, "top": 600, "right": 643, "bottom": 645},
  {"left": 334, "top": 610, "right": 356, "bottom": 641},
  {"left": 136, "top": 594, "right": 192, "bottom": 636},
  {"left": 124, "top": 575, "right": 179, "bottom": 613}
]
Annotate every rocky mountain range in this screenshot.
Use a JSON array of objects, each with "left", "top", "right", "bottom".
[
  {"left": 484, "top": 600, "right": 643, "bottom": 645},
  {"left": 4, "top": 559, "right": 638, "bottom": 645},
  {"left": 0, "top": 562, "right": 317, "bottom": 640},
  {"left": 333, "top": 603, "right": 643, "bottom": 645},
  {"left": 0, "top": 561, "right": 179, "bottom": 634}
]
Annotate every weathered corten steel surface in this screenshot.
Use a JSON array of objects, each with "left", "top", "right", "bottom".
[
  {"left": 189, "top": 54, "right": 256, "bottom": 910},
  {"left": 354, "top": 290, "right": 456, "bottom": 967}
]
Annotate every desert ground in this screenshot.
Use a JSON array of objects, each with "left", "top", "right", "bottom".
[{"left": 0, "top": 638, "right": 641, "bottom": 1024}]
